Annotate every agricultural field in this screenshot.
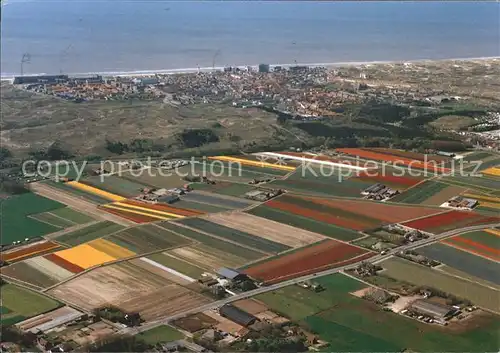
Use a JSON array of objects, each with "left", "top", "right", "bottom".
[
  {"left": 147, "top": 252, "right": 207, "bottom": 278},
  {"left": 261, "top": 194, "right": 443, "bottom": 231},
  {"left": 268, "top": 174, "right": 372, "bottom": 198},
  {"left": 442, "top": 230, "right": 500, "bottom": 262},
  {"left": 482, "top": 166, "right": 500, "bottom": 177},
  {"left": 189, "top": 182, "right": 260, "bottom": 199},
  {"left": 199, "top": 212, "right": 326, "bottom": 248},
  {"left": 336, "top": 148, "right": 451, "bottom": 174},
  {"left": 1, "top": 260, "right": 67, "bottom": 289},
  {"left": 100, "top": 199, "right": 202, "bottom": 223},
  {"left": 178, "top": 218, "right": 290, "bottom": 253},
  {"left": 44, "top": 180, "right": 110, "bottom": 204},
  {"left": 47, "top": 259, "right": 211, "bottom": 321},
  {"left": 171, "top": 200, "right": 231, "bottom": 213},
  {"left": 120, "top": 166, "right": 191, "bottom": 189},
  {"left": 441, "top": 175, "right": 500, "bottom": 194},
  {"left": 417, "top": 242, "right": 500, "bottom": 285},
  {"left": 247, "top": 205, "right": 361, "bottom": 241},
  {"left": 52, "top": 238, "right": 135, "bottom": 270},
  {"left": 181, "top": 191, "right": 254, "bottom": 210},
  {"left": 188, "top": 160, "right": 285, "bottom": 183},
  {"left": 30, "top": 207, "right": 95, "bottom": 229},
  {"left": 172, "top": 313, "right": 219, "bottom": 333},
  {"left": 365, "top": 148, "right": 452, "bottom": 164},
  {"left": 1, "top": 193, "right": 65, "bottom": 244},
  {"left": 208, "top": 155, "right": 295, "bottom": 173},
  {"left": 158, "top": 222, "right": 268, "bottom": 261},
  {"left": 167, "top": 243, "right": 253, "bottom": 270},
  {"left": 390, "top": 180, "right": 449, "bottom": 204},
  {"left": 138, "top": 325, "right": 184, "bottom": 345},
  {"left": 243, "top": 240, "right": 372, "bottom": 284},
  {"left": 402, "top": 210, "right": 500, "bottom": 234},
  {"left": 1, "top": 284, "right": 61, "bottom": 326},
  {"left": 65, "top": 181, "right": 126, "bottom": 202},
  {"left": 437, "top": 265, "right": 500, "bottom": 290},
  {"left": 55, "top": 221, "right": 124, "bottom": 246},
  {"left": 82, "top": 175, "right": 146, "bottom": 198},
  {"left": 379, "top": 257, "right": 500, "bottom": 313},
  {"left": 106, "top": 224, "right": 194, "bottom": 254},
  {"left": 0, "top": 240, "right": 62, "bottom": 263},
  {"left": 353, "top": 167, "right": 425, "bottom": 190}
]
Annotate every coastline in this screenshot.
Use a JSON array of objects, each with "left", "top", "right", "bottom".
[{"left": 2, "top": 56, "right": 499, "bottom": 81}]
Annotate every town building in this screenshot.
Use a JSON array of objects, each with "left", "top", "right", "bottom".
[{"left": 216, "top": 268, "right": 248, "bottom": 282}]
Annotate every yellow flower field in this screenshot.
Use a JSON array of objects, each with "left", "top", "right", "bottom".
[
  {"left": 87, "top": 238, "right": 136, "bottom": 259},
  {"left": 482, "top": 167, "right": 500, "bottom": 177},
  {"left": 485, "top": 229, "right": 500, "bottom": 237},
  {"left": 66, "top": 181, "right": 126, "bottom": 201},
  {"left": 54, "top": 244, "right": 117, "bottom": 269},
  {"left": 209, "top": 155, "right": 296, "bottom": 171},
  {"left": 113, "top": 202, "right": 184, "bottom": 218},
  {"left": 101, "top": 204, "right": 170, "bottom": 220}
]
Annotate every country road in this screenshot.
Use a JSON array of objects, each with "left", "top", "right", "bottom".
[{"left": 122, "top": 222, "right": 500, "bottom": 335}]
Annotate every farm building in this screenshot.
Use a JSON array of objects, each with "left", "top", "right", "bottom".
[
  {"left": 219, "top": 305, "right": 257, "bottom": 327},
  {"left": 217, "top": 268, "right": 249, "bottom": 282},
  {"left": 409, "top": 299, "right": 457, "bottom": 321}
]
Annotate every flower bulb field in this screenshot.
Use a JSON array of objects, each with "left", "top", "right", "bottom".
[{"left": 1, "top": 148, "right": 499, "bottom": 351}]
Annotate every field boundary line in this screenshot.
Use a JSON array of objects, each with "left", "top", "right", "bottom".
[
  {"left": 434, "top": 267, "right": 500, "bottom": 291},
  {"left": 27, "top": 214, "right": 64, "bottom": 229},
  {"left": 441, "top": 240, "right": 500, "bottom": 263},
  {"left": 0, "top": 275, "right": 43, "bottom": 292},
  {"left": 46, "top": 211, "right": 78, "bottom": 225},
  {"left": 44, "top": 220, "right": 102, "bottom": 241},
  {"left": 167, "top": 222, "right": 273, "bottom": 256}
]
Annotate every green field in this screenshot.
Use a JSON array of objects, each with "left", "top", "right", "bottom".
[
  {"left": 147, "top": 252, "right": 206, "bottom": 278},
  {"left": 30, "top": 207, "right": 94, "bottom": 229},
  {"left": 247, "top": 205, "right": 361, "bottom": 241},
  {"left": 379, "top": 257, "right": 499, "bottom": 313},
  {"left": 1, "top": 284, "right": 61, "bottom": 326},
  {"left": 441, "top": 175, "right": 500, "bottom": 193},
  {"left": 178, "top": 218, "right": 290, "bottom": 253},
  {"left": 83, "top": 175, "right": 146, "bottom": 197},
  {"left": 268, "top": 176, "right": 369, "bottom": 198},
  {"left": 390, "top": 180, "right": 447, "bottom": 204},
  {"left": 50, "top": 207, "right": 95, "bottom": 224},
  {"left": 159, "top": 222, "right": 267, "bottom": 261},
  {"left": 173, "top": 200, "right": 231, "bottom": 213},
  {"left": 256, "top": 273, "right": 366, "bottom": 320},
  {"left": 352, "top": 236, "right": 384, "bottom": 248},
  {"left": 106, "top": 224, "right": 193, "bottom": 254},
  {"left": 55, "top": 221, "right": 124, "bottom": 246},
  {"left": 258, "top": 273, "right": 500, "bottom": 352},
  {"left": 190, "top": 182, "right": 257, "bottom": 198},
  {"left": 120, "top": 167, "right": 190, "bottom": 189},
  {"left": 1, "top": 193, "right": 65, "bottom": 244},
  {"left": 304, "top": 303, "right": 499, "bottom": 352},
  {"left": 461, "top": 151, "right": 496, "bottom": 162},
  {"left": 138, "top": 325, "right": 183, "bottom": 345}
]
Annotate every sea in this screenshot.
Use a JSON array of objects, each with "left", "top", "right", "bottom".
[{"left": 1, "top": 0, "right": 499, "bottom": 76}]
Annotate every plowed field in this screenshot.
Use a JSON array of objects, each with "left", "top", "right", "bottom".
[
  {"left": 47, "top": 260, "right": 210, "bottom": 320},
  {"left": 243, "top": 240, "right": 372, "bottom": 284},
  {"left": 200, "top": 212, "right": 325, "bottom": 247}
]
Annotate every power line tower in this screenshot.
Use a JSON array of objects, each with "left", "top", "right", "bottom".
[{"left": 20, "top": 53, "right": 31, "bottom": 76}]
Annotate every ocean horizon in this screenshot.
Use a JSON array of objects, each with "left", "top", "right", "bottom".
[{"left": 1, "top": 0, "right": 499, "bottom": 76}]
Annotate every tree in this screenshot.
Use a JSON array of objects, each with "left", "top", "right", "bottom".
[{"left": 0, "top": 147, "right": 12, "bottom": 160}]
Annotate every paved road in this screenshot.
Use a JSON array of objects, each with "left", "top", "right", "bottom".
[{"left": 123, "top": 222, "right": 500, "bottom": 335}]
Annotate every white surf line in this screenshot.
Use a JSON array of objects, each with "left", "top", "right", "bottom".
[
  {"left": 256, "top": 152, "right": 369, "bottom": 171},
  {"left": 139, "top": 257, "right": 196, "bottom": 283}
]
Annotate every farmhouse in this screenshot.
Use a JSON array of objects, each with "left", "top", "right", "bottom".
[
  {"left": 219, "top": 305, "right": 257, "bottom": 327},
  {"left": 217, "top": 268, "right": 249, "bottom": 282},
  {"left": 409, "top": 299, "right": 457, "bottom": 321}
]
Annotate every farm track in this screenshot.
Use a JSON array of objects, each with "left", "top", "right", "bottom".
[
  {"left": 30, "top": 182, "right": 135, "bottom": 227},
  {"left": 44, "top": 220, "right": 101, "bottom": 240}
]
